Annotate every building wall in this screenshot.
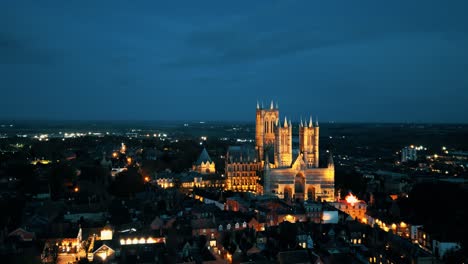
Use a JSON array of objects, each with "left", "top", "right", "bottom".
[
  {"left": 433, "top": 241, "right": 461, "bottom": 259},
  {"left": 193, "top": 161, "right": 216, "bottom": 174},
  {"left": 225, "top": 161, "right": 261, "bottom": 192},
  {"left": 267, "top": 167, "right": 335, "bottom": 202},
  {"left": 330, "top": 201, "right": 367, "bottom": 220}
]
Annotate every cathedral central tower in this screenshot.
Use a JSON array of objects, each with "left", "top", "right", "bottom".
[{"left": 255, "top": 101, "right": 279, "bottom": 160}]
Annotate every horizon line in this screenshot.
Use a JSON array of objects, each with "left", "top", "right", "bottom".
[{"left": 1, "top": 118, "right": 468, "bottom": 125}]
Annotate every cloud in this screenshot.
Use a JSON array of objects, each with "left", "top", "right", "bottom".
[
  {"left": 164, "top": 0, "right": 468, "bottom": 69},
  {"left": 0, "top": 32, "right": 56, "bottom": 66}
]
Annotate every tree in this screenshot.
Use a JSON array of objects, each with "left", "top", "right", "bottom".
[{"left": 109, "top": 166, "right": 144, "bottom": 198}]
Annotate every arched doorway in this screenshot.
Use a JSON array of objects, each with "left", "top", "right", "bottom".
[
  {"left": 294, "top": 173, "right": 305, "bottom": 201},
  {"left": 284, "top": 187, "right": 292, "bottom": 201},
  {"left": 307, "top": 186, "right": 316, "bottom": 201}
]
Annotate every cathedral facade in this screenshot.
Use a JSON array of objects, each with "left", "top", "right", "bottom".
[{"left": 257, "top": 101, "right": 335, "bottom": 202}]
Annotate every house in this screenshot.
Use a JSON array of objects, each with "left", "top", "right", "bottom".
[
  {"left": 8, "top": 228, "right": 35, "bottom": 242},
  {"left": 89, "top": 240, "right": 116, "bottom": 262},
  {"left": 278, "top": 250, "right": 323, "bottom": 264}
]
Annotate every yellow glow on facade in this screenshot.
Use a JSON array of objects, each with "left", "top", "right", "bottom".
[
  {"left": 30, "top": 159, "right": 52, "bottom": 165},
  {"left": 98, "top": 252, "right": 107, "bottom": 261},
  {"left": 120, "top": 237, "right": 162, "bottom": 245},
  {"left": 345, "top": 193, "right": 359, "bottom": 206},
  {"left": 100, "top": 229, "right": 113, "bottom": 240},
  {"left": 284, "top": 214, "right": 295, "bottom": 223}
]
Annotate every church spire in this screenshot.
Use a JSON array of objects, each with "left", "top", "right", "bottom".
[
  {"left": 328, "top": 152, "right": 334, "bottom": 168},
  {"left": 316, "top": 116, "right": 319, "bottom": 127},
  {"left": 276, "top": 101, "right": 279, "bottom": 109},
  {"left": 284, "top": 116, "right": 288, "bottom": 127},
  {"left": 300, "top": 116, "right": 303, "bottom": 127},
  {"left": 257, "top": 100, "right": 259, "bottom": 109},
  {"left": 270, "top": 100, "right": 274, "bottom": 110},
  {"left": 309, "top": 116, "right": 313, "bottom": 128}
]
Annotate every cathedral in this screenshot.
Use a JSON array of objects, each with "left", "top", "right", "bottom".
[{"left": 257, "top": 101, "right": 335, "bottom": 202}]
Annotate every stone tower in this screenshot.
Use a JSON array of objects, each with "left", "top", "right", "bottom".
[
  {"left": 274, "top": 116, "right": 292, "bottom": 168},
  {"left": 255, "top": 100, "right": 279, "bottom": 160},
  {"left": 299, "top": 117, "right": 319, "bottom": 167},
  {"left": 313, "top": 118, "right": 319, "bottom": 168}
]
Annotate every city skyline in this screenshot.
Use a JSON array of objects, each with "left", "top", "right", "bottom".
[{"left": 2, "top": 0, "right": 468, "bottom": 123}]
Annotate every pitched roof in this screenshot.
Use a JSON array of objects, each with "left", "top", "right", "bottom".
[
  {"left": 227, "top": 145, "right": 257, "bottom": 163},
  {"left": 195, "top": 148, "right": 213, "bottom": 165}
]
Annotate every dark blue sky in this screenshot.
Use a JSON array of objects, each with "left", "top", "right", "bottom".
[{"left": 1, "top": 0, "right": 468, "bottom": 122}]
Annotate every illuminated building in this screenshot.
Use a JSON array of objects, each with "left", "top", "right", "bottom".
[
  {"left": 192, "top": 148, "right": 216, "bottom": 174},
  {"left": 256, "top": 102, "right": 335, "bottom": 201},
  {"left": 155, "top": 175, "right": 174, "bottom": 189},
  {"left": 330, "top": 193, "right": 367, "bottom": 220},
  {"left": 225, "top": 145, "right": 261, "bottom": 192},
  {"left": 304, "top": 201, "right": 323, "bottom": 223},
  {"left": 193, "top": 173, "right": 225, "bottom": 189},
  {"left": 120, "top": 143, "right": 126, "bottom": 154},
  {"left": 401, "top": 145, "right": 418, "bottom": 162}
]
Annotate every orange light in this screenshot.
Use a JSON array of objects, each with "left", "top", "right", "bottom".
[
  {"left": 112, "top": 152, "right": 118, "bottom": 158},
  {"left": 345, "top": 193, "right": 359, "bottom": 206},
  {"left": 144, "top": 176, "right": 150, "bottom": 182},
  {"left": 127, "top": 157, "right": 132, "bottom": 164},
  {"left": 74, "top": 187, "right": 79, "bottom": 192}
]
